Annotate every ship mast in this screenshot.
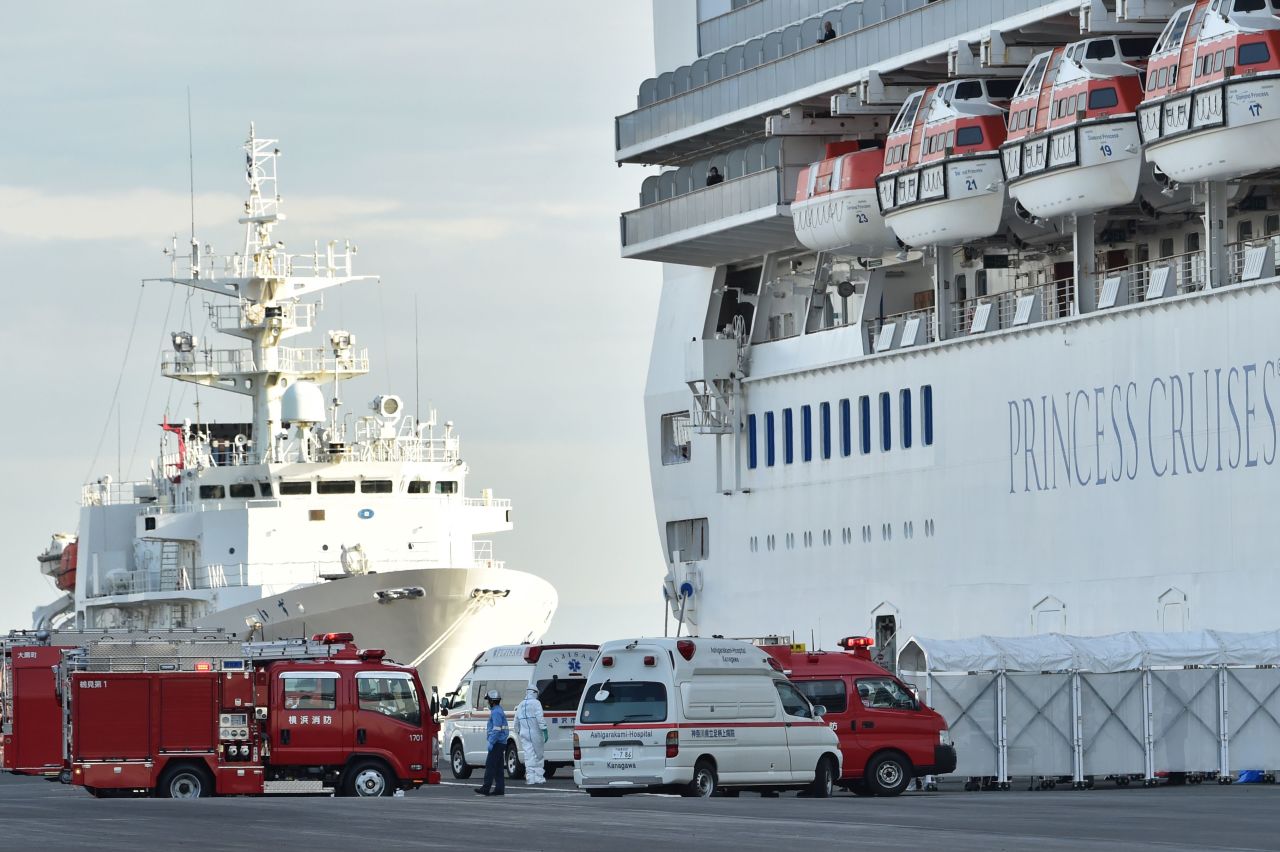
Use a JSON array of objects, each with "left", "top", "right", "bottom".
[{"left": 160, "top": 124, "right": 376, "bottom": 463}]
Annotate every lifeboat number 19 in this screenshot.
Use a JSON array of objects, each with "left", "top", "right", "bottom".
[{"left": 1100, "top": 144, "right": 1113, "bottom": 158}]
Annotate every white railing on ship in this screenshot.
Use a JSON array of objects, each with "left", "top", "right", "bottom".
[
  {"left": 1092, "top": 250, "right": 1206, "bottom": 306},
  {"left": 952, "top": 277, "right": 1075, "bottom": 337},
  {"left": 864, "top": 308, "right": 936, "bottom": 350},
  {"left": 209, "top": 301, "right": 315, "bottom": 334},
  {"left": 177, "top": 242, "right": 359, "bottom": 283}
]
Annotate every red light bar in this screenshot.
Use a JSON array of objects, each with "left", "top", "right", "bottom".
[
  {"left": 360, "top": 649, "right": 386, "bottom": 662},
  {"left": 838, "top": 636, "right": 875, "bottom": 650},
  {"left": 193, "top": 661, "right": 212, "bottom": 672},
  {"left": 523, "top": 646, "right": 542, "bottom": 664},
  {"left": 676, "top": 640, "right": 695, "bottom": 661},
  {"left": 316, "top": 632, "right": 354, "bottom": 645}
]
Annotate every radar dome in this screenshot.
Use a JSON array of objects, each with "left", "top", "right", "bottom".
[{"left": 280, "top": 381, "right": 326, "bottom": 425}]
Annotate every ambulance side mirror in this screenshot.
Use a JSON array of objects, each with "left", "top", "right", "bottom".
[
  {"left": 255, "top": 707, "right": 268, "bottom": 721},
  {"left": 811, "top": 705, "right": 828, "bottom": 719}
]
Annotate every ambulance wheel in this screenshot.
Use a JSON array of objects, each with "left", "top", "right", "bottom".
[
  {"left": 450, "top": 742, "right": 473, "bottom": 779},
  {"left": 587, "top": 789, "right": 623, "bottom": 797},
  {"left": 808, "top": 757, "right": 837, "bottom": 798},
  {"left": 544, "top": 764, "right": 558, "bottom": 779},
  {"left": 866, "top": 752, "right": 912, "bottom": 797},
  {"left": 344, "top": 760, "right": 395, "bottom": 797},
  {"left": 683, "top": 759, "right": 717, "bottom": 798},
  {"left": 505, "top": 742, "right": 525, "bottom": 780},
  {"left": 157, "top": 763, "right": 214, "bottom": 799}
]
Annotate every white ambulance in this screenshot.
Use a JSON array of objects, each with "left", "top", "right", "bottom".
[
  {"left": 573, "top": 637, "right": 841, "bottom": 797},
  {"left": 441, "top": 643, "right": 598, "bottom": 780}
]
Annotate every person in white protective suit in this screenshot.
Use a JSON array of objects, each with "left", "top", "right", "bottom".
[{"left": 515, "top": 685, "right": 548, "bottom": 784}]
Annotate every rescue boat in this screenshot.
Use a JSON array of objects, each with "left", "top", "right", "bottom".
[
  {"left": 1002, "top": 36, "right": 1157, "bottom": 218},
  {"left": 791, "top": 142, "right": 895, "bottom": 254},
  {"left": 876, "top": 79, "right": 1014, "bottom": 247},
  {"left": 1139, "top": 0, "right": 1280, "bottom": 183},
  {"left": 36, "top": 534, "right": 77, "bottom": 593}
]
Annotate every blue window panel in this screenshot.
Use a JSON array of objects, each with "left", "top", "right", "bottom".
[
  {"left": 747, "top": 414, "right": 758, "bottom": 469},
  {"left": 801, "top": 405, "right": 813, "bottom": 462},
  {"left": 922, "top": 385, "right": 934, "bottom": 446},
  {"left": 880, "top": 392, "right": 892, "bottom": 452},
  {"left": 820, "top": 402, "right": 832, "bottom": 460},
  {"left": 839, "top": 399, "right": 852, "bottom": 457},
  {"left": 901, "top": 389, "right": 913, "bottom": 449},
  {"left": 859, "top": 396, "right": 871, "bottom": 455},
  {"left": 783, "top": 408, "right": 794, "bottom": 464},
  {"left": 765, "top": 412, "right": 775, "bottom": 467}
]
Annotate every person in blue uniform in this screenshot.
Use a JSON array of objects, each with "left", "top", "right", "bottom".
[{"left": 475, "top": 689, "right": 508, "bottom": 796}]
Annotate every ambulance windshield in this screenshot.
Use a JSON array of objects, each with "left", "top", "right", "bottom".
[{"left": 580, "top": 681, "right": 667, "bottom": 724}]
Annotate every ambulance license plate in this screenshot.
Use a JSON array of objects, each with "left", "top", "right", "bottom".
[{"left": 611, "top": 747, "right": 634, "bottom": 760}]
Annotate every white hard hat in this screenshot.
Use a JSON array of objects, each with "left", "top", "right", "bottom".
[{"left": 486, "top": 689, "right": 501, "bottom": 702}]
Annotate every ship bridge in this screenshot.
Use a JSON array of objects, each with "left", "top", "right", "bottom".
[{"left": 617, "top": 0, "right": 1153, "bottom": 267}]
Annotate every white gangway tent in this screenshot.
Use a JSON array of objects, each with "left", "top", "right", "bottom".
[{"left": 897, "top": 630, "right": 1280, "bottom": 787}]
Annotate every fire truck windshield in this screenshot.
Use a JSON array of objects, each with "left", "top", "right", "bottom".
[{"left": 356, "top": 672, "right": 421, "bottom": 725}]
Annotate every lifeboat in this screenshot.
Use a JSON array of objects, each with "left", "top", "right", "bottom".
[
  {"left": 791, "top": 142, "right": 895, "bottom": 254},
  {"left": 1002, "top": 36, "right": 1157, "bottom": 218},
  {"left": 1139, "top": 0, "right": 1280, "bottom": 183},
  {"left": 36, "top": 533, "right": 77, "bottom": 592},
  {"left": 876, "top": 79, "right": 1013, "bottom": 247}
]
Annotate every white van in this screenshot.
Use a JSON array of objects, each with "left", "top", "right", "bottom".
[
  {"left": 573, "top": 637, "right": 841, "bottom": 797},
  {"left": 441, "top": 643, "right": 599, "bottom": 780}
]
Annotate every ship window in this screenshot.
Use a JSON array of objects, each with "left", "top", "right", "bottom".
[
  {"left": 259, "top": 482, "right": 273, "bottom": 497},
  {"left": 435, "top": 481, "right": 457, "bottom": 494},
  {"left": 801, "top": 405, "right": 813, "bottom": 462},
  {"left": 279, "top": 480, "right": 312, "bottom": 496},
  {"left": 765, "top": 412, "right": 776, "bottom": 467},
  {"left": 839, "top": 399, "right": 852, "bottom": 457},
  {"left": 1029, "top": 107, "right": 1036, "bottom": 126},
  {"left": 1160, "top": 9, "right": 1190, "bottom": 53},
  {"left": 1156, "top": 66, "right": 1168, "bottom": 89},
  {"left": 1186, "top": 231, "right": 1200, "bottom": 253},
  {"left": 955, "top": 126, "right": 983, "bottom": 147},
  {"left": 1159, "top": 238, "right": 1175, "bottom": 258},
  {"left": 922, "top": 385, "right": 934, "bottom": 446},
  {"left": 783, "top": 408, "right": 794, "bottom": 465},
  {"left": 975, "top": 270, "right": 988, "bottom": 297},
  {"left": 985, "top": 79, "right": 1017, "bottom": 100},
  {"left": 407, "top": 479, "right": 431, "bottom": 494},
  {"left": 1215, "top": 50, "right": 1224, "bottom": 72},
  {"left": 946, "top": 130, "right": 955, "bottom": 149},
  {"left": 1239, "top": 220, "right": 1255, "bottom": 241},
  {"left": 747, "top": 414, "right": 758, "bottom": 469},
  {"left": 1266, "top": 214, "right": 1280, "bottom": 235},
  {"left": 661, "top": 411, "right": 693, "bottom": 465},
  {"left": 229, "top": 483, "right": 255, "bottom": 499},
  {"left": 1236, "top": 0, "right": 1266, "bottom": 11},
  {"left": 361, "top": 479, "right": 394, "bottom": 494},
  {"left": 859, "top": 395, "right": 872, "bottom": 455},
  {"left": 199, "top": 485, "right": 225, "bottom": 499},
  {"left": 1226, "top": 47, "right": 1236, "bottom": 69},
  {"left": 1085, "top": 39, "right": 1116, "bottom": 59},
  {"left": 316, "top": 480, "right": 356, "bottom": 495},
  {"left": 820, "top": 402, "right": 832, "bottom": 460},
  {"left": 900, "top": 390, "right": 913, "bottom": 449},
  {"left": 1120, "top": 37, "right": 1158, "bottom": 58},
  {"left": 955, "top": 80, "right": 983, "bottom": 100},
  {"left": 1088, "top": 87, "right": 1119, "bottom": 110},
  {"left": 880, "top": 392, "right": 892, "bottom": 452},
  {"left": 1238, "top": 42, "right": 1271, "bottom": 66}
]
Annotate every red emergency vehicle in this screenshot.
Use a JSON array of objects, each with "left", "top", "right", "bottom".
[
  {"left": 5, "top": 630, "right": 441, "bottom": 798},
  {"left": 762, "top": 637, "right": 956, "bottom": 796}
]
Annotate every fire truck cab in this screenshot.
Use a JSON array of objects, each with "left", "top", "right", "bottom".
[
  {"left": 761, "top": 638, "right": 956, "bottom": 796},
  {"left": 10, "top": 631, "right": 441, "bottom": 799}
]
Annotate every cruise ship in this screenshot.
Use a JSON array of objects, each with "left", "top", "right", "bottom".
[
  {"left": 33, "top": 126, "right": 557, "bottom": 690},
  {"left": 625, "top": 0, "right": 1280, "bottom": 664}
]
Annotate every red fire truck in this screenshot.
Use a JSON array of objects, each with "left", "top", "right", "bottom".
[
  {"left": 3, "top": 630, "right": 441, "bottom": 798},
  {"left": 762, "top": 637, "right": 956, "bottom": 796}
]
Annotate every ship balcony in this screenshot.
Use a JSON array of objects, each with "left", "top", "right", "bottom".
[
  {"left": 697, "top": 1, "right": 851, "bottom": 57},
  {"left": 618, "top": 0, "right": 1080, "bottom": 164},
  {"left": 951, "top": 278, "right": 1077, "bottom": 338}
]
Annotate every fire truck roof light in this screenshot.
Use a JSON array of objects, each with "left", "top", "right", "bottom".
[
  {"left": 838, "top": 636, "right": 875, "bottom": 650},
  {"left": 360, "top": 649, "right": 386, "bottom": 662},
  {"left": 315, "top": 632, "right": 354, "bottom": 645},
  {"left": 193, "top": 661, "right": 212, "bottom": 672},
  {"left": 676, "top": 639, "right": 696, "bottom": 661}
]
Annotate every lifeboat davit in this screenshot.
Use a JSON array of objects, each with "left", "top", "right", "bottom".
[
  {"left": 1139, "top": 0, "right": 1280, "bottom": 183},
  {"left": 791, "top": 142, "right": 895, "bottom": 254},
  {"left": 876, "top": 79, "right": 1012, "bottom": 247},
  {"left": 1002, "top": 36, "right": 1157, "bottom": 218}
]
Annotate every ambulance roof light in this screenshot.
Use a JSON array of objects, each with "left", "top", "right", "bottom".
[
  {"left": 676, "top": 639, "right": 696, "bottom": 661},
  {"left": 523, "top": 646, "right": 543, "bottom": 664},
  {"left": 766, "top": 656, "right": 783, "bottom": 673}
]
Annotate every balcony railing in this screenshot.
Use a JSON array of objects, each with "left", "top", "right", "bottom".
[
  {"left": 698, "top": 0, "right": 851, "bottom": 56},
  {"left": 617, "top": 0, "right": 1076, "bottom": 162},
  {"left": 953, "top": 279, "right": 1075, "bottom": 337},
  {"left": 865, "top": 308, "right": 936, "bottom": 351},
  {"left": 621, "top": 168, "right": 797, "bottom": 265}
]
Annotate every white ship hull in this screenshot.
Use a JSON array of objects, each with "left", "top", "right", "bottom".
[
  {"left": 647, "top": 263, "right": 1280, "bottom": 645},
  {"left": 199, "top": 565, "right": 556, "bottom": 691}
]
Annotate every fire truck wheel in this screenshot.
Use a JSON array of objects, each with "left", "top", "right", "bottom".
[
  {"left": 865, "top": 751, "right": 912, "bottom": 797},
  {"left": 682, "top": 759, "right": 717, "bottom": 798},
  {"left": 344, "top": 760, "right": 395, "bottom": 797},
  {"left": 158, "top": 764, "right": 214, "bottom": 799},
  {"left": 505, "top": 742, "right": 525, "bottom": 780},
  {"left": 450, "top": 742, "right": 473, "bottom": 779}
]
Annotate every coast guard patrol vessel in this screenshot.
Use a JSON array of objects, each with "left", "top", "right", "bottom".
[
  {"left": 34, "top": 126, "right": 557, "bottom": 689},
  {"left": 623, "top": 0, "right": 1280, "bottom": 661}
]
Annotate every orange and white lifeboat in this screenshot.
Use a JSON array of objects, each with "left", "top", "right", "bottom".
[
  {"left": 876, "top": 79, "right": 1012, "bottom": 247},
  {"left": 1140, "top": 0, "right": 1280, "bottom": 182},
  {"left": 1002, "top": 36, "right": 1156, "bottom": 217},
  {"left": 791, "top": 142, "right": 895, "bottom": 254}
]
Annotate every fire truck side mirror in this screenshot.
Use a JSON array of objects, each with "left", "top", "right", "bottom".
[
  {"left": 255, "top": 707, "right": 268, "bottom": 721},
  {"left": 430, "top": 687, "right": 441, "bottom": 720}
]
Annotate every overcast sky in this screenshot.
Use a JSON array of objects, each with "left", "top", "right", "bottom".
[{"left": 0, "top": 3, "right": 666, "bottom": 641}]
